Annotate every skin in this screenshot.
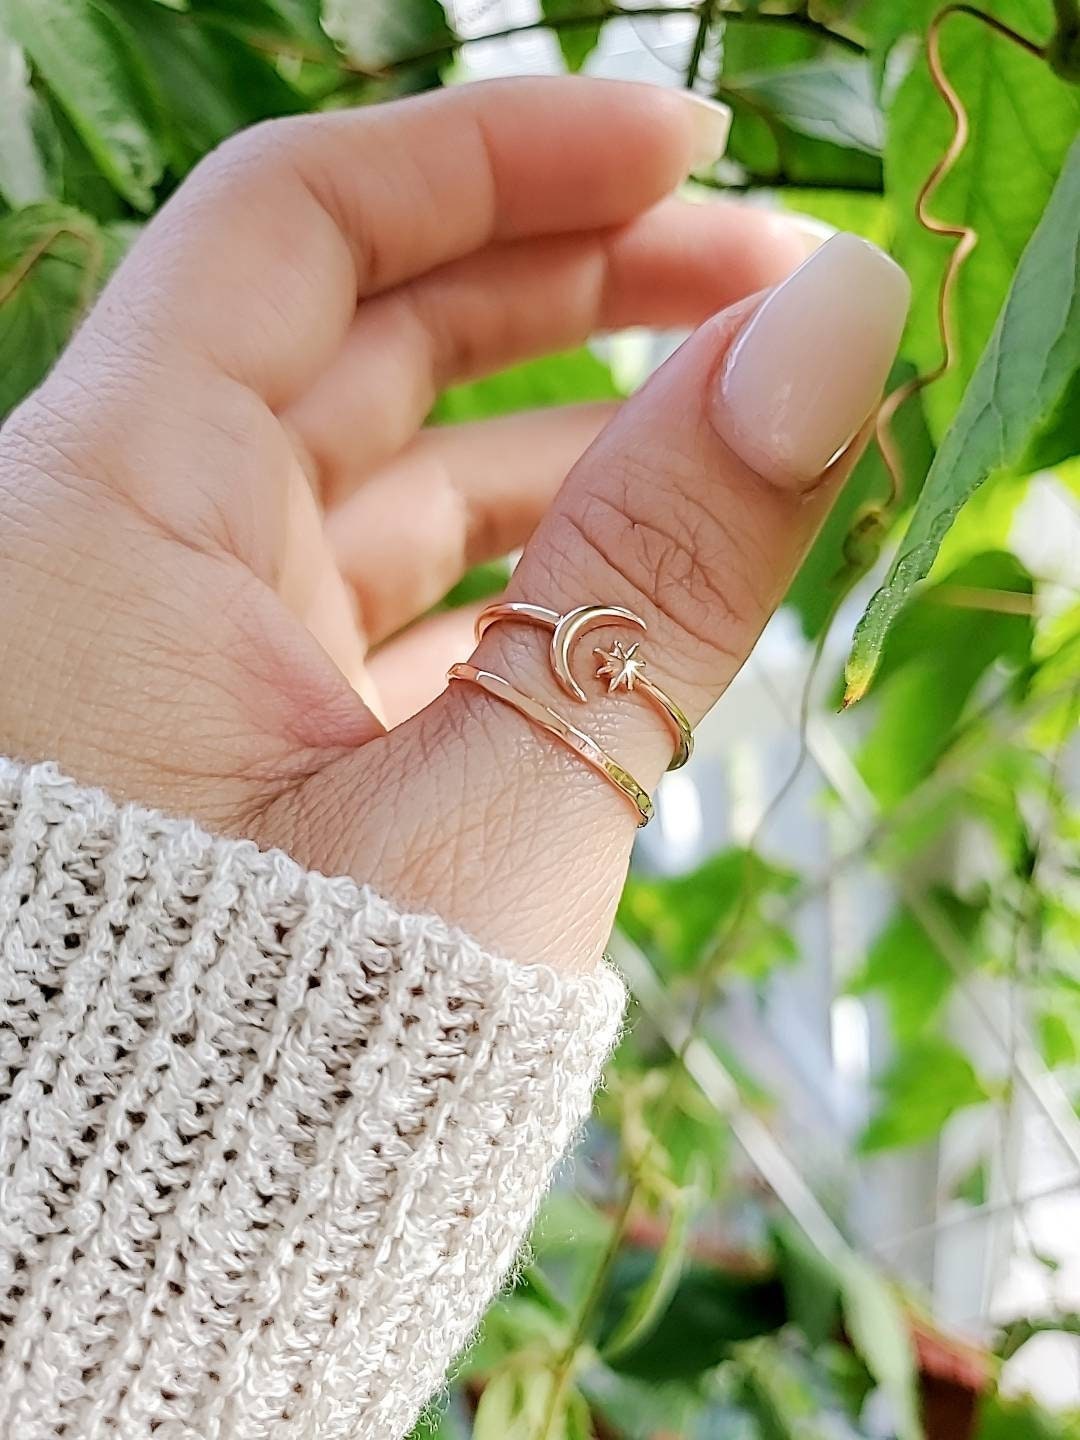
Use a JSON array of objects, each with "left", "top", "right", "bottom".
[{"left": 0, "top": 77, "right": 870, "bottom": 971}]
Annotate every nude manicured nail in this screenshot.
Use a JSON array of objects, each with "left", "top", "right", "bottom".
[
  {"left": 712, "top": 232, "right": 911, "bottom": 490},
  {"left": 682, "top": 93, "right": 732, "bottom": 170}
]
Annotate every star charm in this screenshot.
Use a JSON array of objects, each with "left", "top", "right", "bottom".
[{"left": 594, "top": 639, "right": 646, "bottom": 693}]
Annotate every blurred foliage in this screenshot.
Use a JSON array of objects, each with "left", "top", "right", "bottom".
[{"left": 1, "top": 0, "right": 1078, "bottom": 1437}]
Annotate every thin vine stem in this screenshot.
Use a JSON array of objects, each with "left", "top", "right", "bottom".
[
  {"left": 684, "top": 0, "right": 717, "bottom": 89},
  {"left": 875, "top": 3, "right": 1047, "bottom": 508}
]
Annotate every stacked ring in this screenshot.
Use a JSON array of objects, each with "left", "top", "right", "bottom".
[{"left": 447, "top": 602, "right": 694, "bottom": 826}]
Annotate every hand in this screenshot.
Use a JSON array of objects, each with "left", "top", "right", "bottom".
[{"left": 0, "top": 77, "right": 907, "bottom": 969}]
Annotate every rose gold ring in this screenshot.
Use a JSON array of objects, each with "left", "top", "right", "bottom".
[
  {"left": 474, "top": 602, "right": 694, "bottom": 770},
  {"left": 446, "top": 663, "right": 653, "bottom": 826}
]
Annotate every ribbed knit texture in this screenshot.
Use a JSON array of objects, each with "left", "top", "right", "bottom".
[{"left": 0, "top": 760, "right": 625, "bottom": 1440}]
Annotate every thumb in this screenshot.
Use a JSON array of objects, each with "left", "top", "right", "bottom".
[{"left": 268, "top": 234, "right": 909, "bottom": 970}]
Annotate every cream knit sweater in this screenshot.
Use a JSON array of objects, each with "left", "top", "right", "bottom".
[{"left": 0, "top": 759, "right": 626, "bottom": 1440}]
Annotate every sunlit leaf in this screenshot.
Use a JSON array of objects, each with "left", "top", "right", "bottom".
[{"left": 845, "top": 138, "right": 1080, "bottom": 702}]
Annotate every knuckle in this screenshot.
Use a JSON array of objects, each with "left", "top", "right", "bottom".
[
  {"left": 559, "top": 454, "right": 767, "bottom": 663},
  {"left": 203, "top": 116, "right": 305, "bottom": 183}
]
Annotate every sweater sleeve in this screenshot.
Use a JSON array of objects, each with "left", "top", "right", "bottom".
[{"left": 0, "top": 760, "right": 625, "bottom": 1440}]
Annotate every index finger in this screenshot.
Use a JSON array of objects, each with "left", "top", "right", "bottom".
[{"left": 78, "top": 78, "right": 732, "bottom": 406}]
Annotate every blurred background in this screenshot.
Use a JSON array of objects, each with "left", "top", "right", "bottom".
[{"left": 2, "top": 1, "right": 1079, "bottom": 1436}]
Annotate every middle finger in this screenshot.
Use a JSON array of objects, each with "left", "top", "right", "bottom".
[{"left": 285, "top": 198, "right": 817, "bottom": 499}]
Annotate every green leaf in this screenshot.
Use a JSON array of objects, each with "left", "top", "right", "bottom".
[
  {"left": 0, "top": 0, "right": 166, "bottom": 210},
  {"left": 845, "top": 135, "right": 1080, "bottom": 704},
  {"left": 618, "top": 848, "right": 796, "bottom": 979},
  {"left": 781, "top": 189, "right": 888, "bottom": 245},
  {"left": 772, "top": 1219, "right": 841, "bottom": 1348},
  {"left": 886, "top": 0, "right": 1080, "bottom": 439},
  {"left": 187, "top": 0, "right": 331, "bottom": 53},
  {"left": 541, "top": 0, "right": 600, "bottom": 72},
  {"left": 976, "top": 1393, "right": 1080, "bottom": 1440},
  {"left": 321, "top": 0, "right": 454, "bottom": 70},
  {"left": 953, "top": 1159, "right": 988, "bottom": 1207},
  {"left": 602, "top": 1181, "right": 696, "bottom": 1360},
  {"left": 840, "top": 1256, "right": 923, "bottom": 1440},
  {"left": 720, "top": 16, "right": 823, "bottom": 75},
  {"left": 107, "top": 0, "right": 303, "bottom": 172},
  {"left": 581, "top": 1366, "right": 708, "bottom": 1440},
  {"left": 734, "top": 1334, "right": 858, "bottom": 1440},
  {"left": 859, "top": 1036, "right": 990, "bottom": 1154},
  {"left": 856, "top": 551, "right": 1033, "bottom": 805},
  {"left": 432, "top": 346, "right": 620, "bottom": 424},
  {"left": 721, "top": 59, "right": 883, "bottom": 190},
  {"left": 847, "top": 897, "right": 982, "bottom": 1042},
  {"left": 0, "top": 32, "right": 61, "bottom": 205},
  {"left": 0, "top": 202, "right": 104, "bottom": 417},
  {"left": 600, "top": 1252, "right": 786, "bottom": 1381}
]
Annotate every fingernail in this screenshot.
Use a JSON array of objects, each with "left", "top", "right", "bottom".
[
  {"left": 682, "top": 93, "right": 732, "bottom": 170},
  {"left": 712, "top": 232, "right": 910, "bottom": 490}
]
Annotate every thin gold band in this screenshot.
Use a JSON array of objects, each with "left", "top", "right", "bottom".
[
  {"left": 475, "top": 602, "right": 694, "bottom": 771},
  {"left": 447, "top": 663, "right": 654, "bottom": 826}
]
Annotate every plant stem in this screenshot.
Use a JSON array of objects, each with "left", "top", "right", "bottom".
[
  {"left": 230, "top": 4, "right": 867, "bottom": 74},
  {"left": 684, "top": 0, "right": 717, "bottom": 89}
]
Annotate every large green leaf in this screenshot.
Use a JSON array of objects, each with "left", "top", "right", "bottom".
[
  {"left": 886, "top": 0, "right": 1080, "bottom": 438},
  {"left": 845, "top": 135, "right": 1080, "bottom": 703},
  {"left": 0, "top": 0, "right": 165, "bottom": 210},
  {"left": 860, "top": 1036, "right": 991, "bottom": 1153},
  {"left": 321, "top": 0, "right": 454, "bottom": 70},
  {"left": 541, "top": 0, "right": 600, "bottom": 73},
  {"left": 0, "top": 202, "right": 103, "bottom": 416},
  {"left": 0, "top": 32, "right": 61, "bottom": 205}
]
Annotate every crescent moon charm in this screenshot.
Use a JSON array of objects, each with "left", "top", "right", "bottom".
[
  {"left": 550, "top": 605, "right": 647, "bottom": 701},
  {"left": 466, "top": 599, "right": 691, "bottom": 775}
]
